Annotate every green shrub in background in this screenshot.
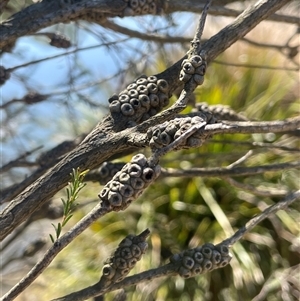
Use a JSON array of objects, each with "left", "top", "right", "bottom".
[{"left": 37, "top": 44, "right": 299, "bottom": 301}]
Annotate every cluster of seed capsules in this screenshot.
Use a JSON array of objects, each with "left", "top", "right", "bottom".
[
  {"left": 170, "top": 243, "right": 232, "bottom": 278},
  {"left": 124, "top": 0, "right": 159, "bottom": 16},
  {"left": 74, "top": 10, "right": 106, "bottom": 24},
  {"left": 101, "top": 229, "right": 149, "bottom": 285},
  {"left": 1, "top": 40, "right": 16, "bottom": 54},
  {"left": 179, "top": 54, "right": 207, "bottom": 85},
  {"left": 0, "top": 66, "right": 10, "bottom": 86},
  {"left": 109, "top": 75, "right": 170, "bottom": 123},
  {"left": 193, "top": 102, "right": 248, "bottom": 122},
  {"left": 98, "top": 154, "right": 161, "bottom": 211},
  {"left": 49, "top": 33, "right": 71, "bottom": 49},
  {"left": 146, "top": 113, "right": 211, "bottom": 150},
  {"left": 90, "top": 162, "right": 126, "bottom": 185},
  {"left": 20, "top": 92, "right": 48, "bottom": 105}
]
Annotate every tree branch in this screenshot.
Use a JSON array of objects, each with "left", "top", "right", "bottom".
[
  {"left": 0, "top": 0, "right": 293, "bottom": 242},
  {"left": 222, "top": 190, "right": 300, "bottom": 246},
  {"left": 0, "top": 146, "right": 42, "bottom": 173},
  {"left": 129, "top": 117, "right": 300, "bottom": 148},
  {"left": 51, "top": 190, "right": 300, "bottom": 301},
  {"left": 0, "top": 0, "right": 296, "bottom": 50},
  {"left": 0, "top": 137, "right": 83, "bottom": 204},
  {"left": 224, "top": 177, "right": 288, "bottom": 197},
  {"left": 2, "top": 117, "right": 298, "bottom": 299},
  {"left": 0, "top": 0, "right": 9, "bottom": 14},
  {"left": 52, "top": 264, "right": 177, "bottom": 301},
  {"left": 166, "top": 1, "right": 300, "bottom": 24},
  {"left": 0, "top": 0, "right": 127, "bottom": 48},
  {"left": 1, "top": 205, "right": 110, "bottom": 301},
  {"left": 161, "top": 161, "right": 300, "bottom": 179}
]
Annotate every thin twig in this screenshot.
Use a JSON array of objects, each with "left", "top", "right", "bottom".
[
  {"left": 165, "top": 2, "right": 300, "bottom": 25},
  {"left": 252, "top": 265, "right": 300, "bottom": 301},
  {"left": 225, "top": 177, "right": 288, "bottom": 197},
  {"left": 173, "top": 0, "right": 211, "bottom": 108},
  {"left": 1, "top": 0, "right": 294, "bottom": 254},
  {"left": 102, "top": 19, "right": 190, "bottom": 44},
  {"left": 0, "top": 146, "right": 42, "bottom": 173},
  {"left": 1, "top": 137, "right": 83, "bottom": 204},
  {"left": 0, "top": 0, "right": 9, "bottom": 14},
  {"left": 222, "top": 190, "right": 300, "bottom": 246},
  {"left": 213, "top": 59, "right": 299, "bottom": 71},
  {"left": 209, "top": 139, "right": 300, "bottom": 152},
  {"left": 161, "top": 161, "right": 300, "bottom": 178},
  {"left": 52, "top": 191, "right": 300, "bottom": 301},
  {"left": 51, "top": 264, "right": 177, "bottom": 301},
  {"left": 203, "top": 118, "right": 300, "bottom": 135},
  {"left": 149, "top": 123, "right": 206, "bottom": 166},
  {"left": 241, "top": 37, "right": 285, "bottom": 50},
  {"left": 0, "top": 220, "right": 32, "bottom": 253},
  {"left": 6, "top": 40, "right": 128, "bottom": 72},
  {"left": 131, "top": 117, "right": 300, "bottom": 148},
  {"left": 226, "top": 150, "right": 253, "bottom": 168},
  {"left": 193, "top": 0, "right": 212, "bottom": 52},
  {"left": 1, "top": 205, "right": 110, "bottom": 301},
  {"left": 102, "top": 21, "right": 298, "bottom": 70}
]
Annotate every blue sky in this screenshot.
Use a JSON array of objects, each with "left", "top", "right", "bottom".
[{"left": 0, "top": 13, "right": 198, "bottom": 185}]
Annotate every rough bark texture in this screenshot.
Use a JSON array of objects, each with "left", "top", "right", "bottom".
[{"left": 0, "top": 0, "right": 293, "bottom": 242}]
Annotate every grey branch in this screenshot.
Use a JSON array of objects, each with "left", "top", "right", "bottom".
[
  {"left": 51, "top": 264, "right": 177, "bottom": 301},
  {"left": 224, "top": 177, "right": 288, "bottom": 197},
  {"left": 161, "top": 161, "right": 300, "bottom": 179},
  {"left": 193, "top": 0, "right": 212, "bottom": 50},
  {"left": 0, "top": 0, "right": 298, "bottom": 300},
  {"left": 101, "top": 20, "right": 298, "bottom": 69},
  {"left": 129, "top": 117, "right": 300, "bottom": 148},
  {"left": 0, "top": 146, "right": 42, "bottom": 174},
  {"left": 0, "top": 0, "right": 9, "bottom": 14},
  {"left": 1, "top": 117, "right": 299, "bottom": 241},
  {"left": 103, "top": 264, "right": 176, "bottom": 295},
  {"left": 0, "top": 137, "right": 83, "bottom": 204},
  {"left": 1, "top": 120, "right": 298, "bottom": 301},
  {"left": 149, "top": 122, "right": 207, "bottom": 166},
  {"left": 51, "top": 191, "right": 300, "bottom": 301},
  {"left": 166, "top": 1, "right": 300, "bottom": 24},
  {"left": 0, "top": 0, "right": 296, "bottom": 49},
  {"left": 0, "top": 0, "right": 293, "bottom": 261},
  {"left": 223, "top": 190, "right": 300, "bottom": 246},
  {"left": 1, "top": 205, "right": 110, "bottom": 301},
  {"left": 209, "top": 139, "right": 300, "bottom": 152},
  {"left": 0, "top": 0, "right": 127, "bottom": 48}
]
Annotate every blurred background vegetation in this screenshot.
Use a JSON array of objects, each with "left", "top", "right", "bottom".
[{"left": 1, "top": 1, "right": 299, "bottom": 300}]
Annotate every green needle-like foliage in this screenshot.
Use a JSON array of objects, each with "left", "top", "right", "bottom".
[{"left": 50, "top": 168, "right": 89, "bottom": 243}]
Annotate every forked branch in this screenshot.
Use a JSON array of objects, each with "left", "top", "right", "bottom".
[{"left": 51, "top": 191, "right": 300, "bottom": 301}]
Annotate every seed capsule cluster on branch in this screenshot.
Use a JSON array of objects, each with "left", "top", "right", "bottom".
[
  {"left": 101, "top": 230, "right": 149, "bottom": 285},
  {"left": 21, "top": 92, "right": 48, "bottom": 105},
  {"left": 179, "top": 55, "right": 207, "bottom": 85},
  {"left": 98, "top": 154, "right": 161, "bottom": 211},
  {"left": 124, "top": 0, "right": 158, "bottom": 16},
  {"left": 109, "top": 75, "right": 170, "bottom": 123},
  {"left": 0, "top": 66, "right": 10, "bottom": 86},
  {"left": 75, "top": 11, "right": 106, "bottom": 24},
  {"left": 146, "top": 113, "right": 211, "bottom": 150},
  {"left": 49, "top": 33, "right": 71, "bottom": 49},
  {"left": 193, "top": 102, "right": 249, "bottom": 122},
  {"left": 170, "top": 243, "right": 232, "bottom": 279},
  {"left": 91, "top": 162, "right": 126, "bottom": 185},
  {"left": 0, "top": 40, "right": 16, "bottom": 54}
]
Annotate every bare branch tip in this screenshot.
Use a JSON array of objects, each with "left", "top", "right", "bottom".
[
  {"left": 138, "top": 228, "right": 151, "bottom": 239},
  {"left": 192, "top": 0, "right": 212, "bottom": 52}
]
